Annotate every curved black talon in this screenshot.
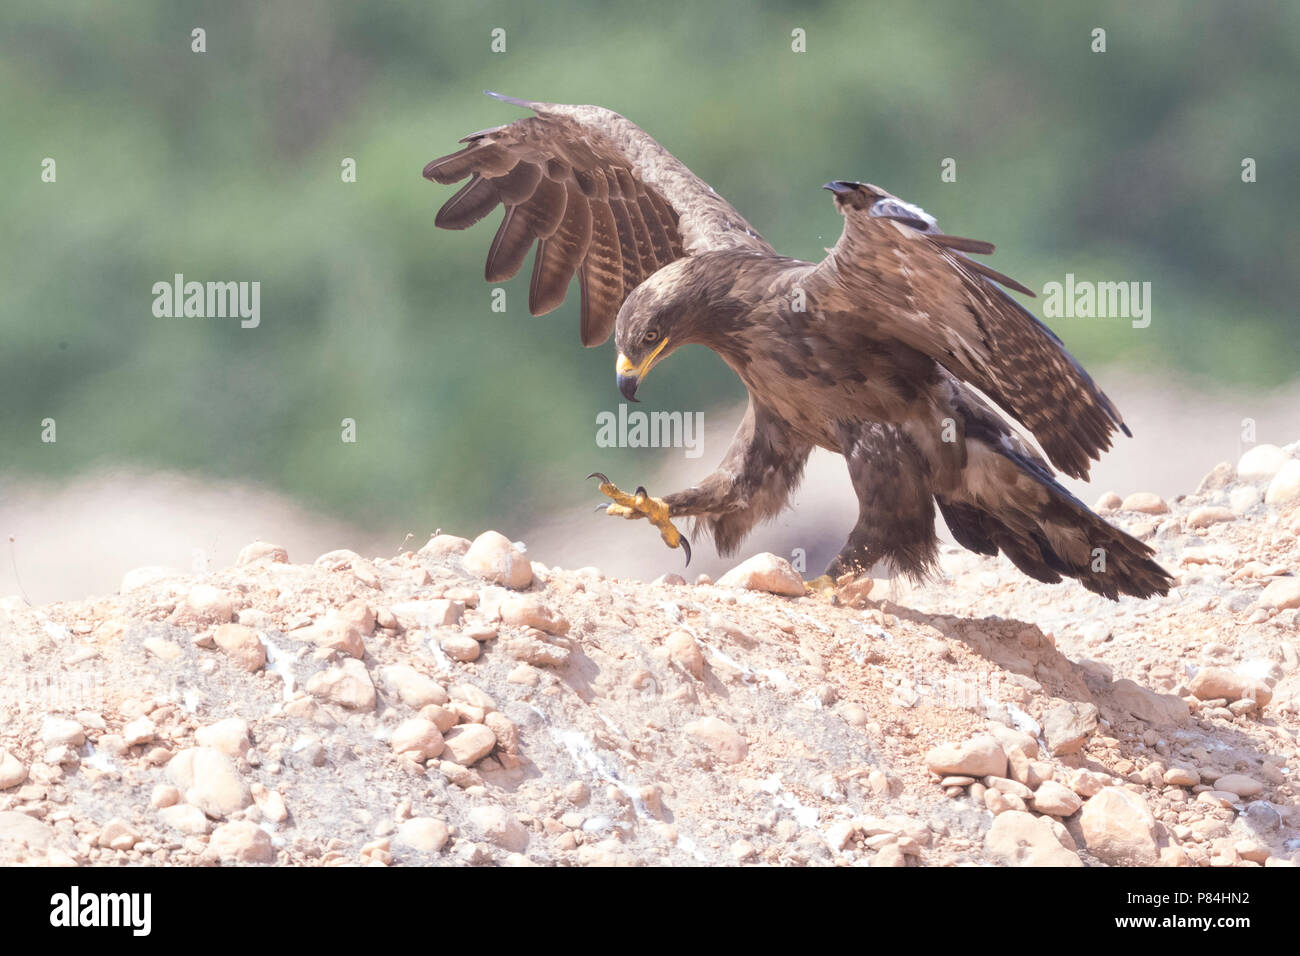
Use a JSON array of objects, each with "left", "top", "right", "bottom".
[
  {"left": 634, "top": 485, "right": 648, "bottom": 497},
  {"left": 586, "top": 472, "right": 609, "bottom": 484},
  {"left": 680, "top": 537, "right": 692, "bottom": 567}
]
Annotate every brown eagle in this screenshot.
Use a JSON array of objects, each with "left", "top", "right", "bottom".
[{"left": 423, "top": 92, "right": 1172, "bottom": 600}]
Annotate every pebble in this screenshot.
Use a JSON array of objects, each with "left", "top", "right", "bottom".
[
  {"left": 41, "top": 717, "right": 85, "bottom": 749},
  {"left": 1079, "top": 787, "right": 1159, "bottom": 865},
  {"left": 440, "top": 633, "right": 482, "bottom": 662},
  {"left": 461, "top": 531, "right": 533, "bottom": 589},
  {"left": 212, "top": 623, "right": 267, "bottom": 672},
  {"left": 300, "top": 617, "right": 365, "bottom": 659},
  {"left": 166, "top": 747, "right": 252, "bottom": 819},
  {"left": 195, "top": 718, "right": 250, "bottom": 757},
  {"left": 715, "top": 553, "right": 805, "bottom": 597},
  {"left": 1042, "top": 700, "right": 1098, "bottom": 755},
  {"left": 984, "top": 811, "right": 1083, "bottom": 866},
  {"left": 379, "top": 665, "right": 448, "bottom": 708},
  {"left": 396, "top": 817, "right": 449, "bottom": 852},
  {"left": 683, "top": 717, "right": 749, "bottom": 764},
  {"left": 151, "top": 784, "right": 179, "bottom": 808},
  {"left": 666, "top": 630, "right": 705, "bottom": 678},
  {"left": 236, "top": 541, "right": 289, "bottom": 565},
  {"left": 1031, "top": 781, "right": 1083, "bottom": 817},
  {"left": 1094, "top": 492, "right": 1122, "bottom": 512},
  {"left": 157, "top": 803, "right": 210, "bottom": 835},
  {"left": 1266, "top": 461, "right": 1300, "bottom": 506},
  {"left": 441, "top": 724, "right": 497, "bottom": 765},
  {"left": 306, "top": 658, "right": 376, "bottom": 710},
  {"left": 504, "top": 634, "right": 570, "bottom": 667},
  {"left": 469, "top": 806, "right": 529, "bottom": 852},
  {"left": 1163, "top": 767, "right": 1200, "bottom": 787},
  {"left": 1189, "top": 667, "right": 1272, "bottom": 706},
  {"left": 1237, "top": 444, "right": 1288, "bottom": 482},
  {"left": 1121, "top": 492, "right": 1168, "bottom": 515},
  {"left": 0, "top": 751, "right": 29, "bottom": 790},
  {"left": 390, "top": 719, "right": 445, "bottom": 762},
  {"left": 1213, "top": 774, "right": 1263, "bottom": 798},
  {"left": 499, "top": 596, "right": 569, "bottom": 635},
  {"left": 1187, "top": 506, "right": 1235, "bottom": 529},
  {"left": 172, "top": 584, "right": 234, "bottom": 625},
  {"left": 925, "top": 735, "right": 1007, "bottom": 778},
  {"left": 208, "top": 820, "right": 274, "bottom": 863},
  {"left": 484, "top": 712, "right": 519, "bottom": 753},
  {"left": 121, "top": 716, "right": 156, "bottom": 747},
  {"left": 98, "top": 818, "right": 140, "bottom": 852},
  {"left": 1258, "top": 578, "right": 1300, "bottom": 611},
  {"left": 1229, "top": 485, "right": 1262, "bottom": 513},
  {"left": 419, "top": 534, "right": 472, "bottom": 559}
]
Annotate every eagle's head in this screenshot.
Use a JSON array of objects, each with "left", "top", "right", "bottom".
[{"left": 612, "top": 261, "right": 709, "bottom": 402}]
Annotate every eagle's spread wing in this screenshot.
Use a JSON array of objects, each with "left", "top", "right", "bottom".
[
  {"left": 806, "top": 182, "right": 1128, "bottom": 480},
  {"left": 424, "top": 92, "right": 773, "bottom": 346}
]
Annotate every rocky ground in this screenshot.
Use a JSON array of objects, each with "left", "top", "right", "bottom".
[{"left": 1, "top": 442, "right": 1298, "bottom": 867}]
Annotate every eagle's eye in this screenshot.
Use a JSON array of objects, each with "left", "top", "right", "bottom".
[{"left": 642, "top": 330, "right": 659, "bottom": 344}]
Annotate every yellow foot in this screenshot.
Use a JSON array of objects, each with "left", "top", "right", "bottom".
[
  {"left": 587, "top": 473, "right": 692, "bottom": 565},
  {"left": 804, "top": 574, "right": 837, "bottom": 599}
]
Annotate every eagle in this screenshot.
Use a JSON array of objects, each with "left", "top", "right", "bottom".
[{"left": 423, "top": 92, "right": 1172, "bottom": 601}]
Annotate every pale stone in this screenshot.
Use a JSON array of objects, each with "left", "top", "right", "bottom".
[
  {"left": 306, "top": 658, "right": 375, "bottom": 710},
  {"left": 1094, "top": 492, "right": 1122, "bottom": 512},
  {"left": 299, "top": 617, "right": 365, "bottom": 659},
  {"left": 469, "top": 806, "right": 529, "bottom": 852},
  {"left": 1229, "top": 485, "right": 1262, "bottom": 513},
  {"left": 419, "top": 534, "right": 472, "bottom": 559},
  {"left": 396, "top": 817, "right": 449, "bottom": 852},
  {"left": 1189, "top": 667, "right": 1272, "bottom": 706},
  {"left": 1237, "top": 444, "right": 1288, "bottom": 482},
  {"left": 209, "top": 820, "right": 274, "bottom": 863},
  {"left": 213, "top": 623, "right": 266, "bottom": 672},
  {"left": 1187, "top": 506, "right": 1234, "bottom": 529},
  {"left": 683, "top": 717, "right": 748, "bottom": 764},
  {"left": 166, "top": 747, "right": 251, "bottom": 819},
  {"left": 1042, "top": 700, "right": 1099, "bottom": 755},
  {"left": 1213, "top": 774, "right": 1263, "bottom": 798},
  {"left": 379, "top": 665, "right": 448, "bottom": 708},
  {"left": 236, "top": 541, "right": 288, "bottom": 565},
  {"left": 1080, "top": 787, "right": 1158, "bottom": 865},
  {"left": 1121, "top": 492, "right": 1168, "bottom": 514},
  {"left": 0, "top": 751, "right": 28, "bottom": 790},
  {"left": 504, "top": 634, "right": 569, "bottom": 667},
  {"left": 150, "top": 784, "right": 180, "bottom": 808},
  {"left": 1163, "top": 767, "right": 1199, "bottom": 787},
  {"left": 98, "top": 818, "right": 140, "bottom": 852},
  {"left": 390, "top": 719, "right": 445, "bottom": 762},
  {"left": 985, "top": 811, "right": 1083, "bottom": 866},
  {"left": 195, "top": 718, "right": 251, "bottom": 758},
  {"left": 1265, "top": 460, "right": 1300, "bottom": 507},
  {"left": 121, "top": 716, "right": 156, "bottom": 747},
  {"left": 924, "top": 735, "right": 1007, "bottom": 778},
  {"left": 666, "top": 630, "right": 705, "bottom": 678},
  {"left": 1032, "top": 780, "right": 1084, "bottom": 817},
  {"left": 158, "top": 804, "right": 210, "bottom": 835},
  {"left": 441, "top": 724, "right": 496, "bottom": 765},
  {"left": 462, "top": 531, "right": 533, "bottom": 589},
  {"left": 418, "top": 705, "right": 458, "bottom": 733},
  {"left": 172, "top": 584, "right": 234, "bottom": 625},
  {"left": 715, "top": 553, "right": 804, "bottom": 597},
  {"left": 499, "top": 596, "right": 569, "bottom": 635},
  {"left": 41, "top": 717, "right": 85, "bottom": 749},
  {"left": 439, "top": 633, "right": 482, "bottom": 662},
  {"left": 1258, "top": 578, "right": 1300, "bottom": 611}
]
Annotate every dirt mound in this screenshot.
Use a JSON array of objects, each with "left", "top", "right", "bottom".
[{"left": 1, "top": 446, "right": 1298, "bottom": 867}]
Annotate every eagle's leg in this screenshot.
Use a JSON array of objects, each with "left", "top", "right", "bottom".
[
  {"left": 587, "top": 473, "right": 692, "bottom": 564},
  {"left": 827, "top": 423, "right": 940, "bottom": 585}
]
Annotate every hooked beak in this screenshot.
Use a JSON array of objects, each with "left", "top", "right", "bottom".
[
  {"left": 822, "top": 180, "right": 860, "bottom": 195},
  {"left": 615, "top": 338, "right": 670, "bottom": 403}
]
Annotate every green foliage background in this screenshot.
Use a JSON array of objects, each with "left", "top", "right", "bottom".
[{"left": 2, "top": 0, "right": 1296, "bottom": 537}]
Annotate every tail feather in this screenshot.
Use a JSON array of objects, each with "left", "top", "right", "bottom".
[{"left": 941, "top": 440, "right": 1173, "bottom": 601}]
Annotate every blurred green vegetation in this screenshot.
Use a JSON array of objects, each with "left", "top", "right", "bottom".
[{"left": 2, "top": 0, "right": 1297, "bottom": 537}]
